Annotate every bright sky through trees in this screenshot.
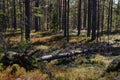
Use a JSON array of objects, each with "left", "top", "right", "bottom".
[{"left": 115, "top": 0, "right": 119, "bottom": 4}]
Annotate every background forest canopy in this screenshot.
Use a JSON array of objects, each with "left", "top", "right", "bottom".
[
  {"left": 0, "top": 0, "right": 119, "bottom": 55},
  {"left": 0, "top": 0, "right": 119, "bottom": 50}
]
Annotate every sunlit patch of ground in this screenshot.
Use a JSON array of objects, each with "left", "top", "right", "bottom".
[
  {"left": 34, "top": 45, "right": 50, "bottom": 50},
  {"left": 31, "top": 36, "right": 52, "bottom": 44}
]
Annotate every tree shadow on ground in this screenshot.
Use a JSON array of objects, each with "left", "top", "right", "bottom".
[{"left": 100, "top": 30, "right": 120, "bottom": 36}]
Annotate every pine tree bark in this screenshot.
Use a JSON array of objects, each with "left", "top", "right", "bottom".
[
  {"left": 25, "top": 0, "right": 30, "bottom": 40},
  {"left": 83, "top": 0, "right": 87, "bottom": 29},
  {"left": 97, "top": 0, "right": 100, "bottom": 43},
  {"left": 91, "top": 0, "right": 97, "bottom": 40},
  {"left": 101, "top": 0, "right": 105, "bottom": 36},
  {"left": 87, "top": 0, "right": 92, "bottom": 37},
  {"left": 13, "top": 0, "right": 17, "bottom": 30},
  {"left": 58, "top": 0, "right": 62, "bottom": 30},
  {"left": 35, "top": 0, "right": 39, "bottom": 32},
  {"left": 110, "top": 0, "right": 113, "bottom": 32},
  {"left": 19, "top": 0, "right": 23, "bottom": 42},
  {"left": 77, "top": 0, "right": 82, "bottom": 36},
  {"left": 66, "top": 0, "right": 69, "bottom": 42},
  {"left": 63, "top": 0, "right": 67, "bottom": 37}
]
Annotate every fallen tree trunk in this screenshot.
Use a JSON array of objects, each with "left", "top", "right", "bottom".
[
  {"left": 1, "top": 48, "right": 97, "bottom": 70},
  {"left": 1, "top": 42, "right": 119, "bottom": 70},
  {"left": 39, "top": 48, "right": 97, "bottom": 61},
  {"left": 38, "top": 46, "right": 120, "bottom": 61}
]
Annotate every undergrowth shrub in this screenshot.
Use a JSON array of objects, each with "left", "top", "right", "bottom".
[{"left": 17, "top": 40, "right": 30, "bottom": 53}]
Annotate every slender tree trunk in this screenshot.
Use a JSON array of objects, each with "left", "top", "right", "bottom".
[
  {"left": 77, "top": 0, "right": 82, "bottom": 36},
  {"left": 87, "top": 0, "right": 92, "bottom": 37},
  {"left": 25, "top": 0, "right": 30, "bottom": 40},
  {"left": 101, "top": 0, "right": 105, "bottom": 36},
  {"left": 2, "top": 0, "right": 5, "bottom": 13},
  {"left": 115, "top": 0, "right": 120, "bottom": 30},
  {"left": 19, "top": 0, "right": 23, "bottom": 42},
  {"left": 62, "top": 0, "right": 64, "bottom": 30},
  {"left": 63, "top": 0, "right": 67, "bottom": 37},
  {"left": 107, "top": 0, "right": 111, "bottom": 43},
  {"left": 110, "top": 0, "right": 113, "bottom": 32},
  {"left": 58, "top": 0, "right": 62, "bottom": 30},
  {"left": 83, "top": 0, "right": 87, "bottom": 29},
  {"left": 59, "top": 0, "right": 62, "bottom": 30},
  {"left": 6, "top": 0, "right": 10, "bottom": 28},
  {"left": 2, "top": 0, "right": 7, "bottom": 32},
  {"left": 66, "top": 0, "right": 69, "bottom": 42},
  {"left": 13, "top": 0, "right": 17, "bottom": 30},
  {"left": 97, "top": 0, "right": 100, "bottom": 43},
  {"left": 2, "top": 0, "right": 7, "bottom": 52},
  {"left": 34, "top": 0, "right": 39, "bottom": 32},
  {"left": 107, "top": 0, "right": 113, "bottom": 44},
  {"left": 91, "top": 0, "right": 97, "bottom": 40}
]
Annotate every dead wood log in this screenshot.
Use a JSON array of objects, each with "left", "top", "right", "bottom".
[
  {"left": 38, "top": 45, "right": 120, "bottom": 61},
  {"left": 38, "top": 48, "right": 97, "bottom": 61}
]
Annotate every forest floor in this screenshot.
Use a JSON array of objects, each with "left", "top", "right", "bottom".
[{"left": 0, "top": 29, "right": 120, "bottom": 80}]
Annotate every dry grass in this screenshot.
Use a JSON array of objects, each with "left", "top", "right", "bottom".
[
  {"left": 31, "top": 36, "right": 52, "bottom": 43},
  {"left": 90, "top": 54, "right": 112, "bottom": 66},
  {"left": 0, "top": 64, "right": 48, "bottom": 80}
]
